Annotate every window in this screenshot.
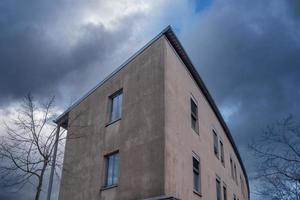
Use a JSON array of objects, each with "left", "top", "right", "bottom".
[
  {"left": 240, "top": 175, "right": 245, "bottom": 197},
  {"left": 191, "top": 98, "right": 198, "bottom": 133},
  {"left": 109, "top": 90, "right": 123, "bottom": 122},
  {"left": 105, "top": 152, "right": 119, "bottom": 186},
  {"left": 193, "top": 154, "right": 201, "bottom": 193},
  {"left": 220, "top": 140, "right": 224, "bottom": 166},
  {"left": 213, "top": 129, "right": 219, "bottom": 158},
  {"left": 223, "top": 185, "right": 227, "bottom": 200},
  {"left": 234, "top": 164, "right": 238, "bottom": 184},
  {"left": 216, "top": 178, "right": 221, "bottom": 200},
  {"left": 230, "top": 158, "right": 234, "bottom": 179}
]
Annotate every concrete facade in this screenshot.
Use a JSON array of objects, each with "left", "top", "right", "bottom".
[{"left": 56, "top": 27, "right": 249, "bottom": 200}]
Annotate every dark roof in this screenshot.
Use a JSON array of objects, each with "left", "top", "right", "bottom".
[{"left": 55, "top": 26, "right": 249, "bottom": 198}]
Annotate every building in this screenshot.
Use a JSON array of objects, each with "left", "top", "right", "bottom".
[{"left": 55, "top": 26, "right": 249, "bottom": 200}]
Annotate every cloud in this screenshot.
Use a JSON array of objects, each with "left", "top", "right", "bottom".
[
  {"left": 180, "top": 0, "right": 300, "bottom": 185},
  {"left": 1, "top": 0, "right": 300, "bottom": 199},
  {"left": 0, "top": 0, "right": 152, "bottom": 106}
]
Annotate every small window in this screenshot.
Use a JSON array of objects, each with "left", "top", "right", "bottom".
[
  {"left": 234, "top": 164, "right": 238, "bottom": 185},
  {"left": 216, "top": 178, "right": 221, "bottom": 200},
  {"left": 220, "top": 140, "right": 225, "bottom": 166},
  {"left": 191, "top": 98, "right": 199, "bottom": 133},
  {"left": 109, "top": 90, "right": 123, "bottom": 122},
  {"left": 240, "top": 175, "right": 245, "bottom": 197},
  {"left": 105, "top": 152, "right": 119, "bottom": 186},
  {"left": 230, "top": 158, "right": 234, "bottom": 180},
  {"left": 233, "top": 194, "right": 237, "bottom": 200},
  {"left": 193, "top": 154, "right": 201, "bottom": 193},
  {"left": 223, "top": 185, "right": 227, "bottom": 200},
  {"left": 213, "top": 130, "right": 219, "bottom": 158}
]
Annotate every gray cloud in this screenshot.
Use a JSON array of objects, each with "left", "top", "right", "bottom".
[
  {"left": 0, "top": 0, "right": 142, "bottom": 106},
  {"left": 181, "top": 0, "right": 300, "bottom": 188},
  {"left": 0, "top": 0, "right": 146, "bottom": 199},
  {"left": 1, "top": 0, "right": 300, "bottom": 199}
]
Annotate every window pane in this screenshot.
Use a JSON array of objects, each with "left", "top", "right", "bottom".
[
  {"left": 223, "top": 186, "right": 227, "bottom": 200},
  {"left": 193, "top": 158, "right": 199, "bottom": 171},
  {"left": 193, "top": 171, "right": 199, "bottom": 191},
  {"left": 110, "top": 92, "right": 123, "bottom": 122},
  {"left": 191, "top": 116, "right": 197, "bottom": 131},
  {"left": 191, "top": 98, "right": 198, "bottom": 132},
  {"left": 220, "top": 141, "right": 224, "bottom": 164},
  {"left": 115, "top": 93, "right": 122, "bottom": 119},
  {"left": 193, "top": 157, "right": 200, "bottom": 192},
  {"left": 213, "top": 131, "right": 219, "bottom": 156},
  {"left": 106, "top": 152, "right": 119, "bottom": 186},
  {"left": 216, "top": 179, "right": 221, "bottom": 200},
  {"left": 230, "top": 158, "right": 234, "bottom": 179},
  {"left": 234, "top": 164, "right": 237, "bottom": 184},
  {"left": 191, "top": 99, "right": 197, "bottom": 116},
  {"left": 107, "top": 156, "right": 114, "bottom": 185},
  {"left": 113, "top": 154, "right": 119, "bottom": 184}
]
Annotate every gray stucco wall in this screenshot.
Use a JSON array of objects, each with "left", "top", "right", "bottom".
[{"left": 59, "top": 36, "right": 165, "bottom": 200}]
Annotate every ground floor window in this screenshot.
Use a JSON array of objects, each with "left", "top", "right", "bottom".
[{"left": 105, "top": 152, "right": 119, "bottom": 186}]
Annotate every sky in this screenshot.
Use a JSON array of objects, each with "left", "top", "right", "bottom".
[{"left": 0, "top": 0, "right": 300, "bottom": 199}]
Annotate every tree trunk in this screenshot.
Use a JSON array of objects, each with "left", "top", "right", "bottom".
[{"left": 34, "top": 163, "right": 47, "bottom": 200}]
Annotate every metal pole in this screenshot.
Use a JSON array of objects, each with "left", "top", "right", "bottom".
[{"left": 47, "top": 124, "right": 60, "bottom": 200}]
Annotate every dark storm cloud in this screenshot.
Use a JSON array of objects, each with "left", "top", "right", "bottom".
[
  {"left": 181, "top": 0, "right": 300, "bottom": 178},
  {"left": 0, "top": 0, "right": 136, "bottom": 105}
]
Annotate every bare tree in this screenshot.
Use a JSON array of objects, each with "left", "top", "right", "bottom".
[
  {"left": 249, "top": 116, "right": 300, "bottom": 200},
  {"left": 0, "top": 94, "right": 68, "bottom": 200}
]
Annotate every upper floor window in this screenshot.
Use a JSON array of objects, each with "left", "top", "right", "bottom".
[
  {"left": 234, "top": 164, "right": 238, "bottom": 185},
  {"left": 105, "top": 152, "right": 119, "bottom": 186},
  {"left": 193, "top": 153, "right": 201, "bottom": 193},
  {"left": 240, "top": 174, "right": 245, "bottom": 197},
  {"left": 233, "top": 194, "right": 237, "bottom": 200},
  {"left": 220, "top": 140, "right": 224, "bottom": 166},
  {"left": 223, "top": 185, "right": 227, "bottom": 200},
  {"left": 109, "top": 90, "right": 123, "bottom": 122},
  {"left": 213, "top": 129, "right": 219, "bottom": 158},
  {"left": 216, "top": 177, "right": 221, "bottom": 200},
  {"left": 191, "top": 98, "right": 199, "bottom": 133},
  {"left": 230, "top": 158, "right": 234, "bottom": 179}
]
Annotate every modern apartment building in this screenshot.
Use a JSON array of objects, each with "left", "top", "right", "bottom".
[{"left": 55, "top": 26, "right": 249, "bottom": 200}]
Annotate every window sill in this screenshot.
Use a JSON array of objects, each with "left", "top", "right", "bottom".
[
  {"left": 105, "top": 118, "right": 121, "bottom": 127},
  {"left": 100, "top": 184, "right": 118, "bottom": 191},
  {"left": 193, "top": 190, "right": 202, "bottom": 197}
]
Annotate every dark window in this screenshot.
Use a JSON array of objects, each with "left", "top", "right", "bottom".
[
  {"left": 110, "top": 90, "right": 123, "bottom": 122},
  {"left": 223, "top": 185, "right": 227, "bottom": 200},
  {"left": 213, "top": 130, "right": 219, "bottom": 157},
  {"left": 193, "top": 155, "right": 200, "bottom": 192},
  {"left": 105, "top": 152, "right": 119, "bottom": 186},
  {"left": 240, "top": 175, "right": 245, "bottom": 197},
  {"left": 216, "top": 178, "right": 221, "bottom": 200},
  {"left": 191, "top": 98, "right": 198, "bottom": 133},
  {"left": 234, "top": 164, "right": 238, "bottom": 184},
  {"left": 230, "top": 158, "right": 234, "bottom": 179},
  {"left": 220, "top": 140, "right": 224, "bottom": 166}
]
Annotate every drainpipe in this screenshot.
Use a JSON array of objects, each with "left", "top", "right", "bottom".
[{"left": 46, "top": 124, "right": 60, "bottom": 200}]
